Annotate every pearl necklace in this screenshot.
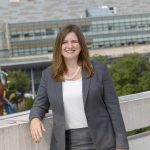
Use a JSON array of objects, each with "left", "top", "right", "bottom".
[{"left": 64, "top": 66, "right": 81, "bottom": 80}]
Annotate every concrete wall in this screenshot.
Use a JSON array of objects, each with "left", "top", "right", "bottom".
[
  {"left": 128, "top": 131, "right": 150, "bottom": 150},
  {"left": 0, "top": 91, "right": 150, "bottom": 150},
  {"left": 0, "top": 23, "right": 7, "bottom": 50},
  {"left": 0, "top": 112, "right": 52, "bottom": 150},
  {"left": 119, "top": 91, "right": 150, "bottom": 131}
]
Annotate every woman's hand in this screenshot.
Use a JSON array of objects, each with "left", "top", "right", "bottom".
[{"left": 30, "top": 118, "right": 46, "bottom": 143}]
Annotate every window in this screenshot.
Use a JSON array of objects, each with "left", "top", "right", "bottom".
[{"left": 46, "top": 28, "right": 54, "bottom": 35}]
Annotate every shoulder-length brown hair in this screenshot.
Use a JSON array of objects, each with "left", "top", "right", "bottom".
[{"left": 52, "top": 24, "right": 94, "bottom": 81}]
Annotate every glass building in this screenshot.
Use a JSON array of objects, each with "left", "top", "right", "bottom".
[
  {"left": 1, "top": 12, "right": 150, "bottom": 93},
  {"left": 1, "top": 12, "right": 149, "bottom": 58}
]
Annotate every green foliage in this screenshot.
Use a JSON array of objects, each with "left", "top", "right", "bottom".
[
  {"left": 8, "top": 70, "right": 30, "bottom": 94},
  {"left": 91, "top": 55, "right": 110, "bottom": 65},
  {"left": 17, "top": 97, "right": 34, "bottom": 112},
  {"left": 109, "top": 54, "right": 150, "bottom": 96},
  {"left": 127, "top": 126, "right": 150, "bottom": 136},
  {"left": 25, "top": 97, "right": 34, "bottom": 110},
  {"left": 92, "top": 53, "right": 150, "bottom": 96}
]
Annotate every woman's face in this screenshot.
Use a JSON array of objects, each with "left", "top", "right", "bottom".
[{"left": 61, "top": 32, "right": 81, "bottom": 61}]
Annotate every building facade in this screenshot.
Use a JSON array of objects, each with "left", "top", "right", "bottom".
[
  {"left": 1, "top": 12, "right": 150, "bottom": 93},
  {"left": 0, "top": 13, "right": 150, "bottom": 58}
]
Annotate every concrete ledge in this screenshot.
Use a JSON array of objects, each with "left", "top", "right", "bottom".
[
  {"left": 119, "top": 91, "right": 150, "bottom": 131},
  {"left": 0, "top": 91, "right": 150, "bottom": 150},
  {"left": 0, "top": 111, "right": 52, "bottom": 150},
  {"left": 128, "top": 131, "right": 150, "bottom": 150}
]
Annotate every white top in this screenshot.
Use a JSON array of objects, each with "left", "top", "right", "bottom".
[{"left": 62, "top": 78, "right": 88, "bottom": 130}]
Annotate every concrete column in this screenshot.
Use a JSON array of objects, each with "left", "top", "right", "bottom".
[
  {"left": 30, "top": 69, "right": 35, "bottom": 99},
  {"left": 5, "top": 23, "right": 11, "bottom": 57}
]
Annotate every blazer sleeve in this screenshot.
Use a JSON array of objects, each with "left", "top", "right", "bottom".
[
  {"left": 101, "top": 64, "right": 129, "bottom": 149},
  {"left": 29, "top": 70, "right": 50, "bottom": 121}
]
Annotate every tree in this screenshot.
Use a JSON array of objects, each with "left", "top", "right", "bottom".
[
  {"left": 91, "top": 55, "right": 110, "bottom": 65},
  {"left": 8, "top": 70, "right": 30, "bottom": 95},
  {"left": 109, "top": 53, "right": 150, "bottom": 96}
]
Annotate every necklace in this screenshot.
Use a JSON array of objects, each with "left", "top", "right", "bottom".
[{"left": 64, "top": 66, "right": 81, "bottom": 80}]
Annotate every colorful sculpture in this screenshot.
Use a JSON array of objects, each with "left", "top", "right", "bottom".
[
  {"left": 0, "top": 71, "right": 16, "bottom": 115},
  {"left": 0, "top": 78, "right": 3, "bottom": 115}
]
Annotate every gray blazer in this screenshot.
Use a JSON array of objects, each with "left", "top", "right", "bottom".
[{"left": 29, "top": 61, "right": 129, "bottom": 150}]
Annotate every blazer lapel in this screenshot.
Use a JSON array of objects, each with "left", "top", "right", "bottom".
[
  {"left": 55, "top": 81, "right": 65, "bottom": 114},
  {"left": 53, "top": 74, "right": 91, "bottom": 111},
  {"left": 82, "top": 75, "right": 91, "bottom": 105}
]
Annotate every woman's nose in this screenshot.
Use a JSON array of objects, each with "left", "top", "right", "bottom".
[{"left": 67, "top": 42, "right": 73, "bottom": 48}]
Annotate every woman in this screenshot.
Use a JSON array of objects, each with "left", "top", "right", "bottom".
[{"left": 29, "top": 24, "right": 129, "bottom": 150}]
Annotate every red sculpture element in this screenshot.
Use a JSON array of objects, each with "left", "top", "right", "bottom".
[
  {"left": 0, "top": 71, "right": 18, "bottom": 115},
  {"left": 0, "top": 71, "right": 8, "bottom": 115},
  {"left": 0, "top": 80, "right": 3, "bottom": 115}
]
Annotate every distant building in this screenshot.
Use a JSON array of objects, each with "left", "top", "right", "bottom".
[
  {"left": 1, "top": 12, "right": 150, "bottom": 59},
  {"left": 85, "top": 6, "right": 115, "bottom": 17},
  {"left": 1, "top": 2, "right": 150, "bottom": 93}
]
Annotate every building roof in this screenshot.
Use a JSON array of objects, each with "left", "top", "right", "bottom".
[
  {"left": 0, "top": 0, "right": 150, "bottom": 23},
  {"left": 86, "top": 7, "right": 113, "bottom": 17},
  {"left": 0, "top": 54, "right": 52, "bottom": 69}
]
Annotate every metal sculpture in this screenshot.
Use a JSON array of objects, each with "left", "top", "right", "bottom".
[
  {"left": 0, "top": 71, "right": 16, "bottom": 115},
  {"left": 0, "top": 77, "right": 3, "bottom": 115}
]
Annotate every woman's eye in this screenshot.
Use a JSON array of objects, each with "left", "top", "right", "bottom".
[
  {"left": 72, "top": 40, "right": 78, "bottom": 43},
  {"left": 62, "top": 40, "right": 79, "bottom": 44},
  {"left": 62, "top": 41, "right": 67, "bottom": 44}
]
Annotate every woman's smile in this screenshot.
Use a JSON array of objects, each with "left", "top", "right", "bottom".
[
  {"left": 61, "top": 32, "right": 81, "bottom": 60},
  {"left": 65, "top": 49, "right": 76, "bottom": 53}
]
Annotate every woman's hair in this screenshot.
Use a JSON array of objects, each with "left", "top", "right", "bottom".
[{"left": 52, "top": 24, "right": 94, "bottom": 81}]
